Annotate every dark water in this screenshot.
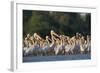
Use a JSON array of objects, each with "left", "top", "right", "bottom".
[{"left": 23, "top": 54, "right": 91, "bottom": 62}]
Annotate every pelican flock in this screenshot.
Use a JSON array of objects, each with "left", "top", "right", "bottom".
[{"left": 23, "top": 30, "right": 91, "bottom": 56}]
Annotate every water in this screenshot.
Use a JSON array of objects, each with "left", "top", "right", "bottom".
[{"left": 23, "top": 54, "right": 91, "bottom": 62}]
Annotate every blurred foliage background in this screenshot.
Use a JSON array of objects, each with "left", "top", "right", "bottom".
[{"left": 23, "top": 10, "right": 91, "bottom": 38}]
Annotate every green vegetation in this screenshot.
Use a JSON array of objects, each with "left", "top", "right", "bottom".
[{"left": 23, "top": 10, "right": 91, "bottom": 38}]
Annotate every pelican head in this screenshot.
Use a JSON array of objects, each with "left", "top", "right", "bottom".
[
  {"left": 46, "top": 36, "right": 49, "bottom": 39},
  {"left": 33, "top": 33, "right": 37, "bottom": 37},
  {"left": 27, "top": 33, "right": 30, "bottom": 38},
  {"left": 51, "top": 30, "right": 54, "bottom": 34}
]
